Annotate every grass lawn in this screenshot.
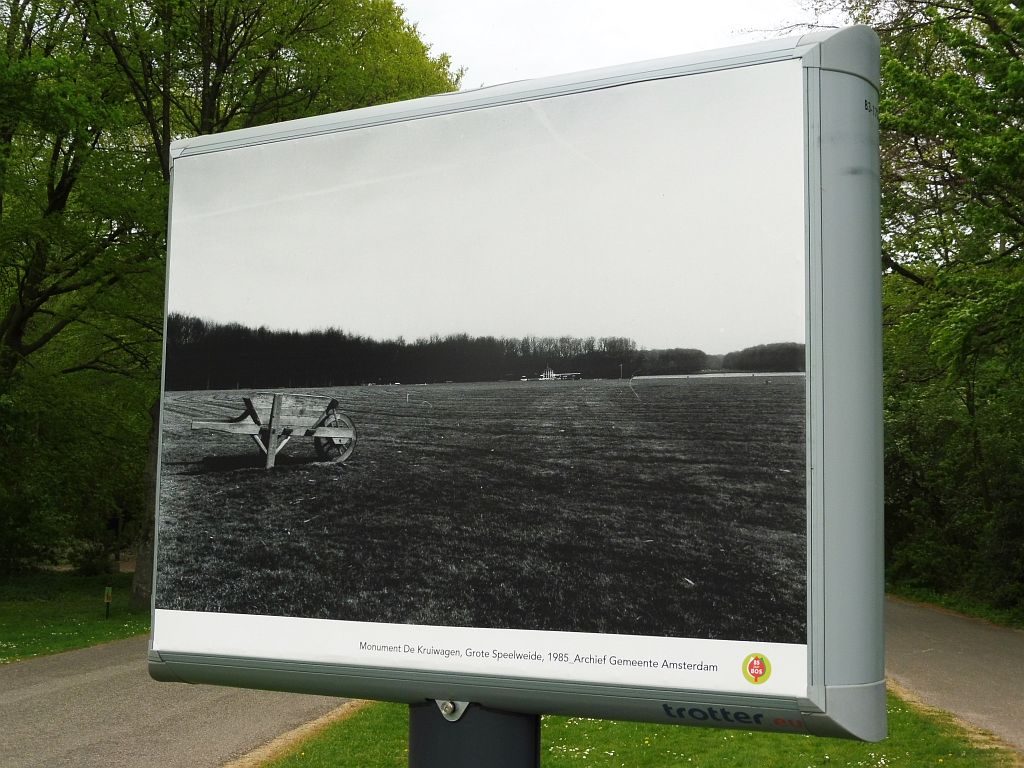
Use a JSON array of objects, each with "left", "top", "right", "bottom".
[
  {"left": 264, "top": 694, "right": 1020, "bottom": 768},
  {"left": 157, "top": 377, "right": 807, "bottom": 644},
  {"left": 0, "top": 569, "right": 150, "bottom": 663}
]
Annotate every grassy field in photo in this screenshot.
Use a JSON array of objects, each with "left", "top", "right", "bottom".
[{"left": 155, "top": 375, "right": 805, "bottom": 643}]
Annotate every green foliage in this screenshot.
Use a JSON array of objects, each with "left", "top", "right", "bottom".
[
  {"left": 829, "top": 0, "right": 1024, "bottom": 615},
  {"left": 0, "top": 389, "right": 72, "bottom": 570},
  {"left": 0, "top": 362, "right": 154, "bottom": 574},
  {"left": 0, "top": 2, "right": 165, "bottom": 395},
  {"left": 0, "top": 0, "right": 461, "bottom": 574},
  {"left": 76, "top": 0, "right": 462, "bottom": 176}
]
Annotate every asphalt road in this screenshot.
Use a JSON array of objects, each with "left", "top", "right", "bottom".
[
  {"left": 1, "top": 599, "right": 1021, "bottom": 766},
  {"left": 885, "top": 597, "right": 1024, "bottom": 752},
  {"left": 0, "top": 636, "right": 344, "bottom": 768}
]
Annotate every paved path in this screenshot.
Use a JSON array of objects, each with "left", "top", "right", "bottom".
[
  {"left": 0, "top": 636, "right": 344, "bottom": 768},
  {"left": 885, "top": 597, "right": 1024, "bottom": 752},
  {"left": 2, "top": 599, "right": 1022, "bottom": 766}
]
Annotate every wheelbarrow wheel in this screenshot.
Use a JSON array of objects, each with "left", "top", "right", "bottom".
[{"left": 314, "top": 410, "right": 356, "bottom": 463}]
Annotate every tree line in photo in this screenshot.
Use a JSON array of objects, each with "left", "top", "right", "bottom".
[
  {"left": 163, "top": 313, "right": 805, "bottom": 390},
  {"left": 2, "top": 1, "right": 1022, "bottom": 627}
]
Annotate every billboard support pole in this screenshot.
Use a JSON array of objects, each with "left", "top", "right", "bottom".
[{"left": 408, "top": 701, "right": 540, "bottom": 767}]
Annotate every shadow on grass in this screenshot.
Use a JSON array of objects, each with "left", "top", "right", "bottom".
[{"left": 181, "top": 453, "right": 349, "bottom": 474}]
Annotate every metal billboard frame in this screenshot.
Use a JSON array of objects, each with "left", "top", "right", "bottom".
[{"left": 150, "top": 25, "right": 884, "bottom": 742}]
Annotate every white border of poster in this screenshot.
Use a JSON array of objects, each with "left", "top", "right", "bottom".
[{"left": 154, "top": 610, "right": 808, "bottom": 697}]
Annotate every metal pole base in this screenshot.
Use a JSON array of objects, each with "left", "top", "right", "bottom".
[{"left": 408, "top": 701, "right": 540, "bottom": 768}]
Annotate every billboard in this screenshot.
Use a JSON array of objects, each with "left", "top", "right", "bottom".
[{"left": 150, "top": 26, "right": 884, "bottom": 741}]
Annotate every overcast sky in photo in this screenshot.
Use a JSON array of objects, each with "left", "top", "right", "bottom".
[{"left": 168, "top": 1, "right": 846, "bottom": 354}]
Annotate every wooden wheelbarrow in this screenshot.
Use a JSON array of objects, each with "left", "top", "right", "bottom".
[{"left": 191, "top": 392, "right": 356, "bottom": 469}]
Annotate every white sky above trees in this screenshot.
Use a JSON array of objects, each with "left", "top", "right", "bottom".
[{"left": 399, "top": 0, "right": 829, "bottom": 88}]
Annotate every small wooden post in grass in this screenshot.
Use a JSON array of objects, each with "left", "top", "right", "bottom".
[
  {"left": 408, "top": 701, "right": 540, "bottom": 767},
  {"left": 104, "top": 586, "right": 112, "bottom": 619}
]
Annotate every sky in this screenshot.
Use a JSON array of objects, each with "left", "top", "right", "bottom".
[
  {"left": 398, "top": 0, "right": 836, "bottom": 89},
  {"left": 167, "top": 1, "right": 842, "bottom": 354}
]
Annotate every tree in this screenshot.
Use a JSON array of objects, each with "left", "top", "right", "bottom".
[
  {"left": 76, "top": 0, "right": 461, "bottom": 178},
  {"left": 0, "top": 1, "right": 164, "bottom": 394},
  {"left": 721, "top": 342, "right": 805, "bottom": 373},
  {"left": 0, "top": 0, "right": 461, "bottom": 579},
  {"left": 814, "top": 0, "right": 1024, "bottom": 613},
  {"left": 0, "top": 1, "right": 165, "bottom": 572}
]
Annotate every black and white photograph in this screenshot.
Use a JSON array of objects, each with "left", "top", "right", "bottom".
[{"left": 155, "top": 61, "right": 809, "bottom": 646}]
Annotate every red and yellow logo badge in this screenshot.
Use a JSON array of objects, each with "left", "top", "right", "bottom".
[{"left": 742, "top": 653, "right": 772, "bottom": 685}]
